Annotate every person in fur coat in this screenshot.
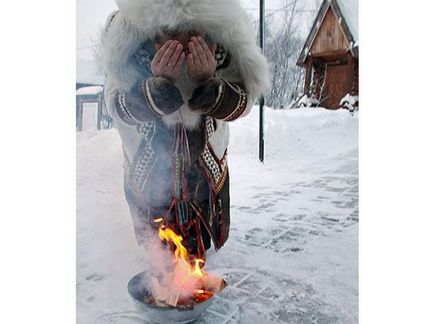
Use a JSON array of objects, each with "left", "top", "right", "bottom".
[{"left": 100, "top": 0, "right": 270, "bottom": 259}]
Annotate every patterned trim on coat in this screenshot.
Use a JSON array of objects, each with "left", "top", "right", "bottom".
[
  {"left": 117, "top": 91, "right": 138, "bottom": 125},
  {"left": 199, "top": 117, "right": 228, "bottom": 193},
  {"left": 130, "top": 121, "right": 157, "bottom": 192},
  {"left": 136, "top": 120, "right": 154, "bottom": 138},
  {"left": 205, "top": 116, "right": 216, "bottom": 137},
  {"left": 200, "top": 145, "right": 228, "bottom": 192},
  {"left": 222, "top": 83, "right": 248, "bottom": 121}
]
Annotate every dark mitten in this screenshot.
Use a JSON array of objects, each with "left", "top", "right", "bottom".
[
  {"left": 145, "top": 76, "right": 184, "bottom": 115},
  {"left": 188, "top": 77, "right": 223, "bottom": 114},
  {"left": 117, "top": 76, "right": 184, "bottom": 124}
]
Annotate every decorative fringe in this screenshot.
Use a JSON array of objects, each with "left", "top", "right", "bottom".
[
  {"left": 157, "top": 118, "right": 225, "bottom": 258},
  {"left": 199, "top": 161, "right": 225, "bottom": 247},
  {"left": 168, "top": 123, "right": 207, "bottom": 258}
]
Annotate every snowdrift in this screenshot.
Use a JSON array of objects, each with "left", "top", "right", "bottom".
[
  {"left": 77, "top": 107, "right": 358, "bottom": 172},
  {"left": 229, "top": 106, "right": 358, "bottom": 160}
]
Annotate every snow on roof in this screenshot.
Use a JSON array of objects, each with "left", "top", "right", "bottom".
[
  {"left": 76, "top": 86, "right": 103, "bottom": 96},
  {"left": 336, "top": 0, "right": 358, "bottom": 42}
]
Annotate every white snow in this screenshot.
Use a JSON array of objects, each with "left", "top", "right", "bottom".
[
  {"left": 77, "top": 107, "right": 358, "bottom": 323},
  {"left": 81, "top": 103, "right": 99, "bottom": 132},
  {"left": 340, "top": 93, "right": 359, "bottom": 107},
  {"left": 76, "top": 86, "right": 103, "bottom": 96},
  {"left": 296, "top": 94, "right": 320, "bottom": 108}
]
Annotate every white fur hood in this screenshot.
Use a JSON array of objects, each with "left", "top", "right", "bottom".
[{"left": 100, "top": 0, "right": 271, "bottom": 106}]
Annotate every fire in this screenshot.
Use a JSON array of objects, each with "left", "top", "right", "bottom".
[
  {"left": 192, "top": 259, "right": 205, "bottom": 277},
  {"left": 194, "top": 289, "right": 213, "bottom": 303},
  {"left": 149, "top": 219, "right": 225, "bottom": 307},
  {"left": 157, "top": 223, "right": 205, "bottom": 278}
]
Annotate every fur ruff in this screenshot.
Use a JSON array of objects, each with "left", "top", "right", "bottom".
[{"left": 100, "top": 0, "right": 271, "bottom": 128}]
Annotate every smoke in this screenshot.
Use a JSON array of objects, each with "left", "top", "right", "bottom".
[
  {"left": 142, "top": 225, "right": 172, "bottom": 275},
  {"left": 140, "top": 223, "right": 202, "bottom": 303}
]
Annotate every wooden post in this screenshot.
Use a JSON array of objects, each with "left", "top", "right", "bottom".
[
  {"left": 314, "top": 62, "right": 322, "bottom": 100},
  {"left": 354, "top": 58, "right": 359, "bottom": 96},
  {"left": 304, "top": 59, "right": 313, "bottom": 95},
  {"left": 347, "top": 53, "right": 354, "bottom": 95}
]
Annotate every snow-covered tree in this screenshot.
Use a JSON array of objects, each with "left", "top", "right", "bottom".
[{"left": 250, "top": 0, "right": 316, "bottom": 109}]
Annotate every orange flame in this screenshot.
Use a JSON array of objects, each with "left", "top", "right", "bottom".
[
  {"left": 192, "top": 259, "right": 205, "bottom": 277},
  {"left": 157, "top": 224, "right": 205, "bottom": 278},
  {"left": 150, "top": 221, "right": 224, "bottom": 306}
]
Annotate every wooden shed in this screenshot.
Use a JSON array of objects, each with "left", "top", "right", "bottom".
[
  {"left": 76, "top": 86, "right": 106, "bottom": 131},
  {"left": 297, "top": 0, "right": 358, "bottom": 109},
  {"left": 76, "top": 59, "right": 113, "bottom": 131}
]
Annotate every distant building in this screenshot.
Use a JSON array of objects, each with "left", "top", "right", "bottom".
[
  {"left": 76, "top": 86, "right": 104, "bottom": 131},
  {"left": 297, "top": 0, "right": 358, "bottom": 109},
  {"left": 76, "top": 59, "right": 112, "bottom": 131}
]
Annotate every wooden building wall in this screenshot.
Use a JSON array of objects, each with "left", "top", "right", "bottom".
[
  {"left": 300, "top": 6, "right": 358, "bottom": 109},
  {"left": 310, "top": 8, "right": 349, "bottom": 56}
]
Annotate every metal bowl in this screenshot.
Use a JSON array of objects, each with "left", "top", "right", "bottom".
[{"left": 127, "top": 271, "right": 216, "bottom": 323}]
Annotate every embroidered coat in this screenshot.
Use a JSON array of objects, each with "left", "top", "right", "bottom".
[{"left": 99, "top": 0, "right": 270, "bottom": 255}]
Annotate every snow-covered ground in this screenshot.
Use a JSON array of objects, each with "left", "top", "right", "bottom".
[{"left": 77, "top": 107, "right": 358, "bottom": 323}]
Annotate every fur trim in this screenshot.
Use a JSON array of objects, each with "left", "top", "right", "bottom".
[
  {"left": 100, "top": 0, "right": 271, "bottom": 115},
  {"left": 162, "top": 104, "right": 202, "bottom": 129}
]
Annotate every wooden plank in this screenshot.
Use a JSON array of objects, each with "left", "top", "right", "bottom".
[
  {"left": 347, "top": 53, "right": 354, "bottom": 95},
  {"left": 297, "top": 0, "right": 331, "bottom": 65},
  {"left": 330, "top": 0, "right": 356, "bottom": 46},
  {"left": 324, "top": 63, "right": 348, "bottom": 109},
  {"left": 304, "top": 59, "right": 313, "bottom": 95},
  {"left": 314, "top": 62, "right": 324, "bottom": 101},
  {"left": 297, "top": 0, "right": 356, "bottom": 65},
  {"left": 310, "top": 50, "right": 348, "bottom": 60},
  {"left": 354, "top": 59, "right": 359, "bottom": 95},
  {"left": 310, "top": 7, "right": 350, "bottom": 56}
]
